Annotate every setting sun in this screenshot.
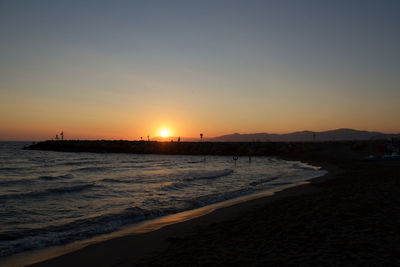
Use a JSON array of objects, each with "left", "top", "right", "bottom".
[{"left": 159, "top": 128, "right": 171, "bottom": 138}]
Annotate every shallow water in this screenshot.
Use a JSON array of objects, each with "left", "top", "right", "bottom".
[{"left": 0, "top": 141, "right": 326, "bottom": 257}]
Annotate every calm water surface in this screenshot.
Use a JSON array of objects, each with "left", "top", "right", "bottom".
[{"left": 0, "top": 142, "right": 326, "bottom": 257}]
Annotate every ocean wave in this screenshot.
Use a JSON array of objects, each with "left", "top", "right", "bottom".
[
  {"left": 38, "top": 174, "right": 74, "bottom": 180},
  {"left": 61, "top": 161, "right": 104, "bottom": 166},
  {"left": 184, "top": 188, "right": 254, "bottom": 209},
  {"left": 298, "top": 166, "right": 319, "bottom": 171},
  {"left": 160, "top": 182, "right": 189, "bottom": 191},
  {"left": 0, "top": 206, "right": 174, "bottom": 257},
  {"left": 100, "top": 177, "right": 161, "bottom": 185},
  {"left": 249, "top": 176, "right": 279, "bottom": 187},
  {"left": 0, "top": 183, "right": 96, "bottom": 202},
  {"left": 100, "top": 178, "right": 136, "bottom": 184},
  {"left": 185, "top": 160, "right": 204, "bottom": 164},
  {"left": 0, "top": 178, "right": 34, "bottom": 186},
  {"left": 154, "top": 162, "right": 177, "bottom": 167},
  {"left": 0, "top": 174, "right": 73, "bottom": 186},
  {"left": 71, "top": 167, "right": 111, "bottom": 172},
  {"left": 0, "top": 167, "right": 22, "bottom": 172},
  {"left": 159, "top": 169, "right": 234, "bottom": 191},
  {"left": 121, "top": 159, "right": 156, "bottom": 164},
  {"left": 269, "top": 182, "right": 291, "bottom": 186},
  {"left": 293, "top": 162, "right": 320, "bottom": 171},
  {"left": 46, "top": 184, "right": 95, "bottom": 194},
  {"left": 116, "top": 164, "right": 148, "bottom": 169},
  {"left": 183, "top": 169, "right": 234, "bottom": 182},
  {"left": 131, "top": 164, "right": 150, "bottom": 169},
  {"left": 101, "top": 178, "right": 125, "bottom": 183}
]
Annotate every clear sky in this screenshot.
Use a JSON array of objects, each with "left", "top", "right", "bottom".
[{"left": 1, "top": 0, "right": 399, "bottom": 140}]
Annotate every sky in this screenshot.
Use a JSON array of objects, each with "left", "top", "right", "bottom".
[{"left": 1, "top": 0, "right": 399, "bottom": 141}]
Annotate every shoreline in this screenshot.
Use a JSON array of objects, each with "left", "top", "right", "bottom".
[
  {"left": 32, "top": 160, "right": 337, "bottom": 266},
  {"left": 0, "top": 159, "right": 334, "bottom": 267},
  {"left": 29, "top": 157, "right": 400, "bottom": 266}
]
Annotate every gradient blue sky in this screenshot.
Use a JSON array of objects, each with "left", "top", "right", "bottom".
[{"left": 1, "top": 0, "right": 399, "bottom": 140}]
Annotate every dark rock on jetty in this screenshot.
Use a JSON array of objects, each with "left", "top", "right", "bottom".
[{"left": 25, "top": 140, "right": 393, "bottom": 162}]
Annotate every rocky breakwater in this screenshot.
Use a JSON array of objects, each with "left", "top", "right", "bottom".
[{"left": 25, "top": 140, "right": 389, "bottom": 162}]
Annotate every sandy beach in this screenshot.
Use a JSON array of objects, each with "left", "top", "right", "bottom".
[{"left": 20, "top": 147, "right": 399, "bottom": 266}]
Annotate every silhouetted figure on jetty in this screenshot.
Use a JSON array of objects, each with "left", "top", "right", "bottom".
[
  {"left": 200, "top": 133, "right": 205, "bottom": 161},
  {"left": 233, "top": 156, "right": 238, "bottom": 167}
]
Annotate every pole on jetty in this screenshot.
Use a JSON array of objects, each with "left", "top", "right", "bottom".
[
  {"left": 200, "top": 133, "right": 205, "bottom": 162},
  {"left": 233, "top": 156, "right": 238, "bottom": 167}
]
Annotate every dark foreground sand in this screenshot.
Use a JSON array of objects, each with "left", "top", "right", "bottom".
[{"left": 26, "top": 153, "right": 400, "bottom": 267}]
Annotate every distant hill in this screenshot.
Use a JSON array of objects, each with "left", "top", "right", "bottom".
[{"left": 207, "top": 128, "right": 400, "bottom": 142}]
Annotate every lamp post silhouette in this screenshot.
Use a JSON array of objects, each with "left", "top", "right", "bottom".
[
  {"left": 60, "top": 131, "right": 64, "bottom": 141},
  {"left": 200, "top": 133, "right": 203, "bottom": 142}
]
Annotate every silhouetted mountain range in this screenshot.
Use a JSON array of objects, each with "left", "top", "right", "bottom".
[
  {"left": 199, "top": 129, "right": 400, "bottom": 142},
  {"left": 149, "top": 129, "right": 399, "bottom": 142}
]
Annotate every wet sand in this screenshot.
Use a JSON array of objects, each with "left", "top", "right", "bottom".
[
  {"left": 141, "top": 160, "right": 400, "bottom": 266},
  {"left": 25, "top": 153, "right": 400, "bottom": 266}
]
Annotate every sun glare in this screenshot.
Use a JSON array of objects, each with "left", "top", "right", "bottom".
[{"left": 160, "top": 128, "right": 171, "bottom": 138}]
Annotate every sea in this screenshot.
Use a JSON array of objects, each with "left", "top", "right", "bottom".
[{"left": 0, "top": 141, "right": 327, "bottom": 258}]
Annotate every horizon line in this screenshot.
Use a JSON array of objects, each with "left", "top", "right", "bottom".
[{"left": 2, "top": 127, "right": 400, "bottom": 142}]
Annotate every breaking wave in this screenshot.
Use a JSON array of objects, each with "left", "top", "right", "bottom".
[{"left": 0, "top": 184, "right": 97, "bottom": 202}]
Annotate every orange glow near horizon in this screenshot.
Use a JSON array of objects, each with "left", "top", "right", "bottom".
[{"left": 1, "top": 89, "right": 400, "bottom": 141}]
